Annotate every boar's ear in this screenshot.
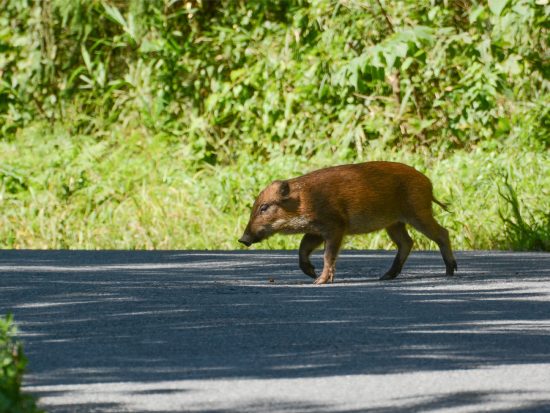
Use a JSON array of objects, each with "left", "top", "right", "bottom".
[{"left": 278, "top": 180, "right": 290, "bottom": 199}]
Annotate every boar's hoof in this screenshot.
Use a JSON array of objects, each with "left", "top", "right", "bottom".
[
  {"left": 379, "top": 272, "right": 399, "bottom": 281},
  {"left": 446, "top": 260, "right": 458, "bottom": 276},
  {"left": 299, "top": 261, "right": 317, "bottom": 279},
  {"left": 313, "top": 274, "right": 333, "bottom": 285}
]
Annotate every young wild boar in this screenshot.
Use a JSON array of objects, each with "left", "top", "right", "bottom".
[{"left": 238, "top": 161, "right": 457, "bottom": 285}]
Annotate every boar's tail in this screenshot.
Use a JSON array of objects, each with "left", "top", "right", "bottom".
[{"left": 432, "top": 197, "right": 450, "bottom": 212}]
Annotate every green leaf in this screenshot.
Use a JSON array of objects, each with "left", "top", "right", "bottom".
[
  {"left": 488, "top": 0, "right": 508, "bottom": 16},
  {"left": 401, "top": 56, "right": 414, "bottom": 71},
  {"left": 398, "top": 85, "right": 412, "bottom": 118},
  {"left": 102, "top": 2, "right": 127, "bottom": 28},
  {"left": 81, "top": 46, "right": 92, "bottom": 74},
  {"left": 469, "top": 5, "right": 485, "bottom": 23}
]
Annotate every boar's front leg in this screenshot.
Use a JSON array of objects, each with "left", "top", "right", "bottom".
[
  {"left": 314, "top": 231, "right": 344, "bottom": 285},
  {"left": 299, "top": 234, "right": 324, "bottom": 279}
]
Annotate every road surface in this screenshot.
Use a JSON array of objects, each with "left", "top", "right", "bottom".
[{"left": 1, "top": 250, "right": 550, "bottom": 412}]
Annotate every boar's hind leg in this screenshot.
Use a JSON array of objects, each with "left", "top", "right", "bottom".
[
  {"left": 299, "top": 234, "right": 324, "bottom": 279},
  {"left": 380, "top": 222, "right": 414, "bottom": 280},
  {"left": 409, "top": 211, "right": 457, "bottom": 276}
]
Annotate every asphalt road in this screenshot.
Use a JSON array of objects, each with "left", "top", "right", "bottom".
[{"left": 1, "top": 250, "right": 550, "bottom": 412}]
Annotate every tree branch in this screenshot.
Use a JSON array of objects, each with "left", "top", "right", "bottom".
[{"left": 375, "top": 0, "right": 395, "bottom": 33}]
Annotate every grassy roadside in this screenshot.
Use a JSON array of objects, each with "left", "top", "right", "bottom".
[{"left": 1, "top": 123, "right": 548, "bottom": 251}]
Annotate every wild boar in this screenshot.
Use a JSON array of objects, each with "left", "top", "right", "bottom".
[{"left": 239, "top": 161, "right": 457, "bottom": 284}]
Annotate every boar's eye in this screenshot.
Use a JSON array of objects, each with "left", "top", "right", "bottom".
[{"left": 259, "top": 203, "right": 270, "bottom": 214}]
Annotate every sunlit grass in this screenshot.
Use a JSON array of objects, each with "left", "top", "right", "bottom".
[{"left": 1, "top": 122, "right": 548, "bottom": 250}]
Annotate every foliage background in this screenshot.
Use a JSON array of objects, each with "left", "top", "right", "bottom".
[{"left": 0, "top": 0, "right": 548, "bottom": 250}]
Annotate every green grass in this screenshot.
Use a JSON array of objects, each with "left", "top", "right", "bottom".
[
  {"left": 498, "top": 176, "right": 550, "bottom": 251},
  {"left": 1, "top": 122, "right": 548, "bottom": 251}
]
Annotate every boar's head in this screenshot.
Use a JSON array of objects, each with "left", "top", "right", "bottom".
[{"left": 239, "top": 180, "right": 300, "bottom": 246}]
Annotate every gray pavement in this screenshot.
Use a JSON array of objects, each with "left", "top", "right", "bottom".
[{"left": 1, "top": 250, "right": 550, "bottom": 412}]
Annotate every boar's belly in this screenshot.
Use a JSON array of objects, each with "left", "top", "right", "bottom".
[{"left": 346, "top": 214, "right": 398, "bottom": 235}]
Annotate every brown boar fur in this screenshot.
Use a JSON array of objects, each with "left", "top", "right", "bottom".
[{"left": 239, "top": 161, "right": 457, "bottom": 284}]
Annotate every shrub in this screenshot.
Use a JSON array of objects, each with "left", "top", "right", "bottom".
[{"left": 0, "top": 314, "right": 43, "bottom": 413}]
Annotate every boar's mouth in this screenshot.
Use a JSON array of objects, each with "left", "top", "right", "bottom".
[
  {"left": 238, "top": 237, "right": 253, "bottom": 247},
  {"left": 239, "top": 229, "right": 270, "bottom": 247},
  {"left": 238, "top": 234, "right": 258, "bottom": 247},
  {"left": 239, "top": 225, "right": 274, "bottom": 247}
]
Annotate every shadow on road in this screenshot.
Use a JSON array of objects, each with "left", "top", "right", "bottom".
[{"left": 1, "top": 250, "right": 550, "bottom": 411}]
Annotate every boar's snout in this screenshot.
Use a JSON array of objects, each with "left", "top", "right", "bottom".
[
  {"left": 238, "top": 237, "right": 252, "bottom": 247},
  {"left": 238, "top": 233, "right": 255, "bottom": 247}
]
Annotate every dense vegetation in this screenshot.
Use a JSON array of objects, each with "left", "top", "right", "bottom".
[{"left": 1, "top": 0, "right": 548, "bottom": 250}]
